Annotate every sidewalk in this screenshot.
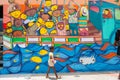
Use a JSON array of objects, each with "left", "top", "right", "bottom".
[{"left": 0, "top": 72, "right": 119, "bottom": 80}]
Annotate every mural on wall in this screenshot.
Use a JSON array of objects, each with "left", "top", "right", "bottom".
[
  {"left": 4, "top": 0, "right": 100, "bottom": 37},
  {"left": 0, "top": 42, "right": 120, "bottom": 74},
  {"left": 1, "top": 0, "right": 120, "bottom": 74}
]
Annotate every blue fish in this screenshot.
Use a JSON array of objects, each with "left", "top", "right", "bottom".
[
  {"left": 105, "top": 56, "right": 120, "bottom": 65},
  {"left": 3, "top": 54, "right": 15, "bottom": 61},
  {"left": 20, "top": 48, "right": 33, "bottom": 58},
  {"left": 69, "top": 63, "right": 89, "bottom": 71},
  {"left": 21, "top": 61, "right": 37, "bottom": 72},
  {"left": 8, "top": 65, "right": 21, "bottom": 73},
  {"left": 54, "top": 52, "right": 68, "bottom": 59},
  {"left": 12, "top": 54, "right": 21, "bottom": 66},
  {"left": 3, "top": 60, "right": 13, "bottom": 67}
]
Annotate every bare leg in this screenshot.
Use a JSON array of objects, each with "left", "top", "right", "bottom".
[
  {"left": 118, "top": 73, "right": 120, "bottom": 79},
  {"left": 52, "top": 67, "right": 58, "bottom": 79},
  {"left": 46, "top": 66, "right": 50, "bottom": 78}
]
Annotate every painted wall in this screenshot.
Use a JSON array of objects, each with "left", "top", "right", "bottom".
[
  {"left": 2, "top": 0, "right": 87, "bottom": 23},
  {"left": 0, "top": 43, "right": 120, "bottom": 74},
  {"left": 1, "top": 0, "right": 120, "bottom": 74},
  {"left": 2, "top": 0, "right": 119, "bottom": 23}
]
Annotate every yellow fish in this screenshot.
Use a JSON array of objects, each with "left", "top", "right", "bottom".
[
  {"left": 7, "top": 22, "right": 12, "bottom": 28},
  {"left": 40, "top": 27, "right": 48, "bottom": 35},
  {"left": 51, "top": 5, "right": 58, "bottom": 11},
  {"left": 20, "top": 13, "right": 27, "bottom": 20},
  {"left": 39, "top": 50, "right": 48, "bottom": 56},
  {"left": 36, "top": 22, "right": 41, "bottom": 27},
  {"left": 6, "top": 28, "right": 12, "bottom": 33},
  {"left": 45, "top": 21, "right": 54, "bottom": 28},
  {"left": 36, "top": 65, "right": 40, "bottom": 70},
  {"left": 48, "top": 11, "right": 52, "bottom": 16},
  {"left": 45, "top": 0, "right": 52, "bottom": 7},
  {"left": 31, "top": 56, "right": 42, "bottom": 63},
  {"left": 28, "top": 21, "right": 34, "bottom": 27},
  {"left": 37, "top": 18, "right": 45, "bottom": 25},
  {"left": 13, "top": 59, "right": 17, "bottom": 63},
  {"left": 10, "top": 10, "right": 21, "bottom": 18},
  {"left": 50, "top": 30, "right": 57, "bottom": 34}
]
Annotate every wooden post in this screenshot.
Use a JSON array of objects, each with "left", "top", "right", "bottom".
[{"left": 52, "top": 36, "right": 54, "bottom": 47}]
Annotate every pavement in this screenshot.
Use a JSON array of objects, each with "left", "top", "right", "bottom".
[{"left": 0, "top": 72, "right": 120, "bottom": 80}]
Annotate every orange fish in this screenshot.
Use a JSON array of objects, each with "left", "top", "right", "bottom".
[
  {"left": 100, "top": 52, "right": 117, "bottom": 59},
  {"left": 60, "top": 46, "right": 73, "bottom": 50},
  {"left": 54, "top": 57, "right": 67, "bottom": 62},
  {"left": 100, "top": 42, "right": 110, "bottom": 50}
]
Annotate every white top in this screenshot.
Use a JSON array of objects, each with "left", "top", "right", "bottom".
[{"left": 48, "top": 52, "right": 55, "bottom": 67}]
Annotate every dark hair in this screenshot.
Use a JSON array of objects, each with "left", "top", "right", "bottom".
[
  {"left": 50, "top": 47, "right": 54, "bottom": 52},
  {"left": 105, "top": 9, "right": 110, "bottom": 12}
]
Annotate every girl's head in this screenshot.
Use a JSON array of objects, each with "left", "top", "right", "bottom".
[
  {"left": 50, "top": 47, "right": 54, "bottom": 52},
  {"left": 68, "top": 6, "right": 76, "bottom": 14},
  {"left": 104, "top": 9, "right": 110, "bottom": 15}
]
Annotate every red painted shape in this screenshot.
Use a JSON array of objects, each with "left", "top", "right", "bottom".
[
  {"left": 100, "top": 52, "right": 117, "bottom": 59},
  {"left": 3, "top": 50, "right": 17, "bottom": 54},
  {"left": 54, "top": 57, "right": 66, "bottom": 62},
  {"left": 67, "top": 65, "right": 75, "bottom": 72}
]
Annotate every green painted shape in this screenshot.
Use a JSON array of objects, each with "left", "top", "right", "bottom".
[
  {"left": 54, "top": 44, "right": 62, "bottom": 47},
  {"left": 41, "top": 37, "right": 52, "bottom": 42},
  {"left": 12, "top": 37, "right": 26, "bottom": 43},
  {"left": 12, "top": 26, "right": 24, "bottom": 31},
  {"left": 79, "top": 22, "right": 87, "bottom": 25},
  {"left": 85, "top": 43, "right": 93, "bottom": 47},
  {"left": 68, "top": 38, "right": 79, "bottom": 42}
]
